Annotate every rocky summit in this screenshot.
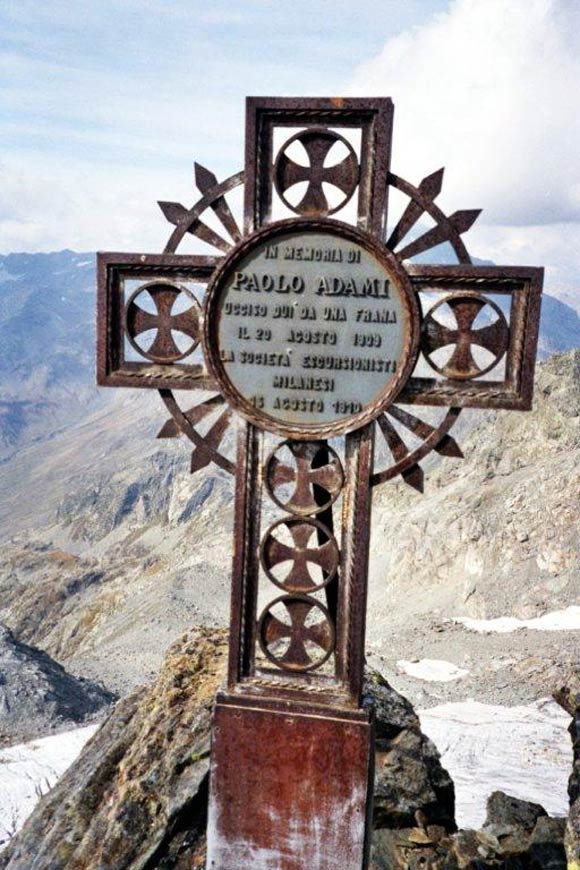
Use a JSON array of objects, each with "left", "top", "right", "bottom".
[
  {"left": 0, "top": 623, "right": 115, "bottom": 747},
  {"left": 0, "top": 628, "right": 573, "bottom": 869}
]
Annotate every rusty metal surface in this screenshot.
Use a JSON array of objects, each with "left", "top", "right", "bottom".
[
  {"left": 207, "top": 701, "right": 373, "bottom": 870},
  {"left": 264, "top": 440, "right": 344, "bottom": 516},
  {"left": 259, "top": 517, "right": 339, "bottom": 592},
  {"left": 258, "top": 593, "right": 336, "bottom": 672},
  {"left": 96, "top": 251, "right": 217, "bottom": 391},
  {"left": 244, "top": 96, "right": 394, "bottom": 237},
  {"left": 125, "top": 280, "right": 200, "bottom": 363},
  {"left": 422, "top": 292, "right": 509, "bottom": 380},
  {"left": 95, "top": 93, "right": 545, "bottom": 870},
  {"left": 274, "top": 127, "right": 359, "bottom": 216},
  {"left": 401, "top": 264, "right": 544, "bottom": 410}
]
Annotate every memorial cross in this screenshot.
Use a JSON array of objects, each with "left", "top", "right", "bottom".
[{"left": 97, "top": 97, "right": 543, "bottom": 870}]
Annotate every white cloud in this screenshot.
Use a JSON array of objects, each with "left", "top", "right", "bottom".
[{"left": 347, "top": 0, "right": 580, "bottom": 228}]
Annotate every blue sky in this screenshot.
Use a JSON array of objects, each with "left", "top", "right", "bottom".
[
  {"left": 1, "top": 1, "right": 434, "bottom": 175},
  {"left": 1, "top": 0, "right": 579, "bottom": 307}
]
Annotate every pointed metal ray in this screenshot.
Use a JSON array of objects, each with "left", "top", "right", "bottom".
[
  {"left": 158, "top": 201, "right": 232, "bottom": 253},
  {"left": 157, "top": 395, "right": 224, "bottom": 439},
  {"left": 194, "top": 162, "right": 242, "bottom": 242},
  {"left": 397, "top": 209, "right": 481, "bottom": 261},
  {"left": 387, "top": 168, "right": 444, "bottom": 251},
  {"left": 387, "top": 405, "right": 463, "bottom": 459},
  {"left": 190, "top": 406, "right": 233, "bottom": 474},
  {"left": 377, "top": 414, "right": 424, "bottom": 492}
]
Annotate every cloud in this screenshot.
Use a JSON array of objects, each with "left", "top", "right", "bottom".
[{"left": 347, "top": 0, "right": 580, "bottom": 229}]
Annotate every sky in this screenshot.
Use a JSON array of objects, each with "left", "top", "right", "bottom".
[{"left": 1, "top": 0, "right": 579, "bottom": 304}]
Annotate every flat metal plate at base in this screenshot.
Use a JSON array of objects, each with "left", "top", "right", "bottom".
[{"left": 206, "top": 701, "right": 373, "bottom": 870}]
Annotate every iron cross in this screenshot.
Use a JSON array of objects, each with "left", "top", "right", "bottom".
[{"left": 97, "top": 97, "right": 543, "bottom": 870}]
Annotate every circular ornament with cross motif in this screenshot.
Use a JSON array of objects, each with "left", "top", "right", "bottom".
[
  {"left": 274, "top": 128, "right": 359, "bottom": 217},
  {"left": 203, "top": 218, "right": 420, "bottom": 439},
  {"left": 125, "top": 280, "right": 200, "bottom": 363},
  {"left": 258, "top": 594, "right": 336, "bottom": 673},
  {"left": 264, "top": 440, "right": 344, "bottom": 516},
  {"left": 260, "top": 516, "right": 339, "bottom": 593},
  {"left": 422, "top": 292, "right": 509, "bottom": 380}
]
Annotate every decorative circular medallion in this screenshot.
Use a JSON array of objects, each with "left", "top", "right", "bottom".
[
  {"left": 274, "top": 128, "right": 359, "bottom": 217},
  {"left": 203, "top": 219, "right": 420, "bottom": 439},
  {"left": 125, "top": 281, "right": 200, "bottom": 363},
  {"left": 422, "top": 292, "right": 509, "bottom": 380},
  {"left": 260, "top": 517, "right": 339, "bottom": 593},
  {"left": 264, "top": 440, "right": 344, "bottom": 516},
  {"left": 257, "top": 594, "right": 336, "bottom": 672}
]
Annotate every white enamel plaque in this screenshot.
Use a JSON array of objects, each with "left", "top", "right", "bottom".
[{"left": 206, "top": 225, "right": 418, "bottom": 436}]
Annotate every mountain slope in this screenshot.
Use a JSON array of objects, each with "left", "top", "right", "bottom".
[
  {"left": 0, "top": 624, "right": 114, "bottom": 747},
  {"left": 0, "top": 351, "right": 577, "bottom": 706}
]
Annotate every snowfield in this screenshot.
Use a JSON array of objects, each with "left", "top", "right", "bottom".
[
  {"left": 0, "top": 725, "right": 97, "bottom": 847},
  {"left": 0, "top": 699, "right": 572, "bottom": 846},
  {"left": 453, "top": 605, "right": 580, "bottom": 634},
  {"left": 420, "top": 698, "right": 571, "bottom": 828},
  {"left": 397, "top": 658, "right": 470, "bottom": 682}
]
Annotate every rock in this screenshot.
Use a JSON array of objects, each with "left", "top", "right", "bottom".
[
  {"left": 528, "top": 816, "right": 567, "bottom": 869},
  {"left": 364, "top": 669, "right": 456, "bottom": 832},
  {"left": 371, "top": 825, "right": 453, "bottom": 869},
  {"left": 554, "top": 675, "right": 580, "bottom": 867},
  {"left": 484, "top": 790, "right": 548, "bottom": 834},
  {"left": 0, "top": 623, "right": 115, "bottom": 746},
  {"left": 0, "top": 626, "right": 228, "bottom": 870}
]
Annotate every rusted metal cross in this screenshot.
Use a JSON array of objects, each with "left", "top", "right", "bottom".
[{"left": 97, "top": 96, "right": 543, "bottom": 870}]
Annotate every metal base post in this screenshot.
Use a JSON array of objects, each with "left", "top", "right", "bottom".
[{"left": 206, "top": 696, "right": 374, "bottom": 870}]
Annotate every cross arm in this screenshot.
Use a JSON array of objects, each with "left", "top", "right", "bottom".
[
  {"left": 96, "top": 251, "right": 220, "bottom": 391},
  {"left": 399, "top": 263, "right": 543, "bottom": 410}
]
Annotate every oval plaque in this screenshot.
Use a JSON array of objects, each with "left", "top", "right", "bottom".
[{"left": 203, "top": 219, "right": 420, "bottom": 439}]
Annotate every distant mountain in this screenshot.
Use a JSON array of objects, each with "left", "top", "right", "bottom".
[{"left": 0, "top": 251, "right": 104, "bottom": 453}]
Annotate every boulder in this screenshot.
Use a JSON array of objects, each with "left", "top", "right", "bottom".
[
  {"left": 554, "top": 676, "right": 580, "bottom": 867},
  {"left": 364, "top": 670, "right": 456, "bottom": 831},
  {"left": 0, "top": 627, "right": 227, "bottom": 870}
]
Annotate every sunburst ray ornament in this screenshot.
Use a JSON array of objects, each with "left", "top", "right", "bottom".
[{"left": 152, "top": 160, "right": 483, "bottom": 490}]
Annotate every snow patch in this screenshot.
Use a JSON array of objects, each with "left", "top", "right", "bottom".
[
  {"left": 397, "top": 658, "right": 470, "bottom": 682},
  {"left": 0, "top": 725, "right": 97, "bottom": 847},
  {"left": 454, "top": 605, "right": 580, "bottom": 633},
  {"left": 420, "top": 698, "right": 571, "bottom": 829}
]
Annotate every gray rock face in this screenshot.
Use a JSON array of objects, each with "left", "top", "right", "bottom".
[
  {"left": 484, "top": 790, "right": 548, "bottom": 835},
  {"left": 0, "top": 623, "right": 115, "bottom": 746},
  {"left": 1, "top": 628, "right": 571, "bottom": 870},
  {"left": 554, "top": 677, "right": 580, "bottom": 866},
  {"left": 363, "top": 670, "right": 456, "bottom": 831}
]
